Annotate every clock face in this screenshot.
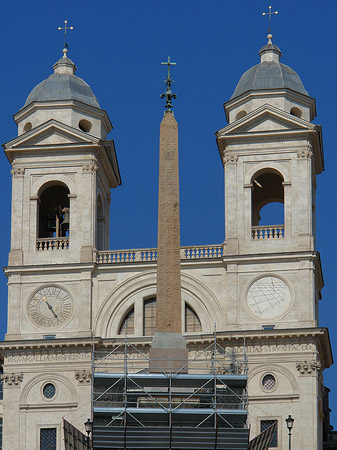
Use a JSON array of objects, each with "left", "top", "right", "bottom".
[
  {"left": 247, "top": 276, "right": 291, "bottom": 319},
  {"left": 28, "top": 286, "right": 73, "bottom": 328}
]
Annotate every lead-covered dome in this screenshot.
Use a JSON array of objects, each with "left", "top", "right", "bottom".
[
  {"left": 24, "top": 49, "right": 100, "bottom": 109},
  {"left": 231, "top": 39, "right": 308, "bottom": 99}
]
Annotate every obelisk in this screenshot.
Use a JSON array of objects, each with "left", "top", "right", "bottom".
[{"left": 149, "top": 57, "right": 188, "bottom": 372}]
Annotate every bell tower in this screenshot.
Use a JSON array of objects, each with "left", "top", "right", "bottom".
[
  {"left": 216, "top": 34, "right": 324, "bottom": 330},
  {"left": 3, "top": 48, "right": 121, "bottom": 340}
]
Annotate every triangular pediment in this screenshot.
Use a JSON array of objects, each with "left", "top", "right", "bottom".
[
  {"left": 217, "top": 104, "right": 315, "bottom": 137},
  {"left": 3, "top": 119, "right": 100, "bottom": 150}
]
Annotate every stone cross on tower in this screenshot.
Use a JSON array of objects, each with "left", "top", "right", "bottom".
[{"left": 149, "top": 58, "right": 188, "bottom": 372}]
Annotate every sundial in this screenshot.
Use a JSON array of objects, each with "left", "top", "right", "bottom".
[{"left": 247, "top": 276, "right": 291, "bottom": 319}]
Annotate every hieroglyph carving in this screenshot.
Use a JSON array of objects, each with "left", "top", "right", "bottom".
[
  {"left": 296, "top": 360, "right": 321, "bottom": 375},
  {"left": 2, "top": 372, "right": 23, "bottom": 386},
  {"left": 75, "top": 369, "right": 92, "bottom": 384}
]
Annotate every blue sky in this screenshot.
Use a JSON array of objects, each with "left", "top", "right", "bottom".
[{"left": 1, "top": 0, "right": 337, "bottom": 427}]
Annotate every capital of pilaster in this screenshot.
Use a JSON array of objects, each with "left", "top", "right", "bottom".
[
  {"left": 75, "top": 369, "right": 92, "bottom": 384},
  {"left": 11, "top": 167, "right": 25, "bottom": 177},
  {"left": 297, "top": 145, "right": 313, "bottom": 159},
  {"left": 296, "top": 360, "right": 321, "bottom": 375},
  {"left": 2, "top": 372, "right": 23, "bottom": 386},
  {"left": 82, "top": 161, "right": 98, "bottom": 173},
  {"left": 223, "top": 153, "right": 238, "bottom": 166}
]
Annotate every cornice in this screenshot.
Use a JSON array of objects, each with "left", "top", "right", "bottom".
[
  {"left": 0, "top": 327, "right": 333, "bottom": 370},
  {"left": 0, "top": 337, "right": 101, "bottom": 351},
  {"left": 222, "top": 250, "right": 319, "bottom": 264}
]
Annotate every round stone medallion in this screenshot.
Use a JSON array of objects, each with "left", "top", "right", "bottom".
[{"left": 247, "top": 276, "right": 291, "bottom": 319}]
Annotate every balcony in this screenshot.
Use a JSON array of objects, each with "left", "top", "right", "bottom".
[
  {"left": 36, "top": 237, "right": 69, "bottom": 251},
  {"left": 251, "top": 225, "right": 284, "bottom": 240}
]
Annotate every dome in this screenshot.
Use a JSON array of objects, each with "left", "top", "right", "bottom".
[
  {"left": 23, "top": 52, "right": 100, "bottom": 109},
  {"left": 231, "top": 41, "right": 308, "bottom": 99}
]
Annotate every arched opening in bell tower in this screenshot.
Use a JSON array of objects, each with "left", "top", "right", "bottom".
[
  {"left": 38, "top": 183, "right": 70, "bottom": 238},
  {"left": 251, "top": 170, "right": 284, "bottom": 238}
]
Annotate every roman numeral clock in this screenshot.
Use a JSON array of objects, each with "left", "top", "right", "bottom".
[{"left": 28, "top": 286, "right": 73, "bottom": 328}]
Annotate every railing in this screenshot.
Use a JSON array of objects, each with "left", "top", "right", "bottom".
[
  {"left": 36, "top": 237, "right": 69, "bottom": 251},
  {"left": 251, "top": 225, "right": 285, "bottom": 240},
  {"left": 97, "top": 244, "right": 223, "bottom": 264}
]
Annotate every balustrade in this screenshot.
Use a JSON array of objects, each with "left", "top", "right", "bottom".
[
  {"left": 251, "top": 225, "right": 285, "bottom": 240},
  {"left": 36, "top": 237, "right": 69, "bottom": 251},
  {"left": 97, "top": 245, "right": 223, "bottom": 264}
]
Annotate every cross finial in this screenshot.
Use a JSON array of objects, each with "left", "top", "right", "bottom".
[
  {"left": 262, "top": 5, "right": 278, "bottom": 34},
  {"left": 58, "top": 20, "right": 74, "bottom": 52},
  {"left": 160, "top": 57, "right": 177, "bottom": 115}
]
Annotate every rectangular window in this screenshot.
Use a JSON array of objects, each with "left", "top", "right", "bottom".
[
  {"left": 40, "top": 428, "right": 56, "bottom": 450},
  {"left": 260, "top": 420, "right": 278, "bottom": 447}
]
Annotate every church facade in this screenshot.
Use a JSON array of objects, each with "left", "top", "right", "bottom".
[{"left": 0, "top": 36, "right": 332, "bottom": 450}]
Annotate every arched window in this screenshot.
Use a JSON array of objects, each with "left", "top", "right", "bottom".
[
  {"left": 118, "top": 298, "right": 202, "bottom": 336},
  {"left": 119, "top": 307, "right": 135, "bottom": 335},
  {"left": 251, "top": 171, "right": 284, "bottom": 239},
  {"left": 38, "top": 183, "right": 70, "bottom": 238},
  {"left": 185, "top": 304, "right": 202, "bottom": 333},
  {"left": 251, "top": 171, "right": 284, "bottom": 226},
  {"left": 143, "top": 297, "right": 156, "bottom": 336}
]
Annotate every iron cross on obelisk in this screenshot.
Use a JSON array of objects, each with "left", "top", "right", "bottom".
[
  {"left": 58, "top": 20, "right": 74, "bottom": 49},
  {"left": 161, "top": 57, "right": 177, "bottom": 114},
  {"left": 161, "top": 56, "right": 176, "bottom": 80},
  {"left": 262, "top": 5, "right": 278, "bottom": 33}
]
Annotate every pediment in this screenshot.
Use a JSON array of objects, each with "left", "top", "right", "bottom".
[
  {"left": 217, "top": 104, "right": 315, "bottom": 137},
  {"left": 4, "top": 119, "right": 99, "bottom": 150}
]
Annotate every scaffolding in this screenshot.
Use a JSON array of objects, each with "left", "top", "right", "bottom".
[{"left": 92, "top": 335, "right": 249, "bottom": 449}]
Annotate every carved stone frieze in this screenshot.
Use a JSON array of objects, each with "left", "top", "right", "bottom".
[
  {"left": 296, "top": 360, "right": 321, "bottom": 375},
  {"left": 2, "top": 372, "right": 23, "bottom": 386},
  {"left": 297, "top": 145, "right": 313, "bottom": 159},
  {"left": 82, "top": 162, "right": 98, "bottom": 173},
  {"left": 75, "top": 369, "right": 92, "bottom": 384},
  {"left": 223, "top": 154, "right": 238, "bottom": 166}
]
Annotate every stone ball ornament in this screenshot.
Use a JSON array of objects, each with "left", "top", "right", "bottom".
[
  {"left": 247, "top": 276, "right": 291, "bottom": 319},
  {"left": 28, "top": 286, "right": 73, "bottom": 328}
]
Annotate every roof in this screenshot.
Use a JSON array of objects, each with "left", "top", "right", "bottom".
[
  {"left": 23, "top": 53, "right": 100, "bottom": 109},
  {"left": 24, "top": 73, "right": 100, "bottom": 108},
  {"left": 231, "top": 42, "right": 308, "bottom": 99}
]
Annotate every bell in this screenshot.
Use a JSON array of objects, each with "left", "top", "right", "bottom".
[{"left": 61, "top": 208, "right": 70, "bottom": 230}]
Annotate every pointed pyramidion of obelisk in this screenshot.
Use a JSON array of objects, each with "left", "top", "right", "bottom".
[{"left": 149, "top": 110, "right": 188, "bottom": 373}]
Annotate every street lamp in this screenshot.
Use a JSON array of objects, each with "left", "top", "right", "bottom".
[
  {"left": 285, "top": 415, "right": 294, "bottom": 450},
  {"left": 84, "top": 418, "right": 93, "bottom": 449}
]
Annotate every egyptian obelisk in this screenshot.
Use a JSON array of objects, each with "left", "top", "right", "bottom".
[{"left": 149, "top": 57, "right": 188, "bottom": 372}]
